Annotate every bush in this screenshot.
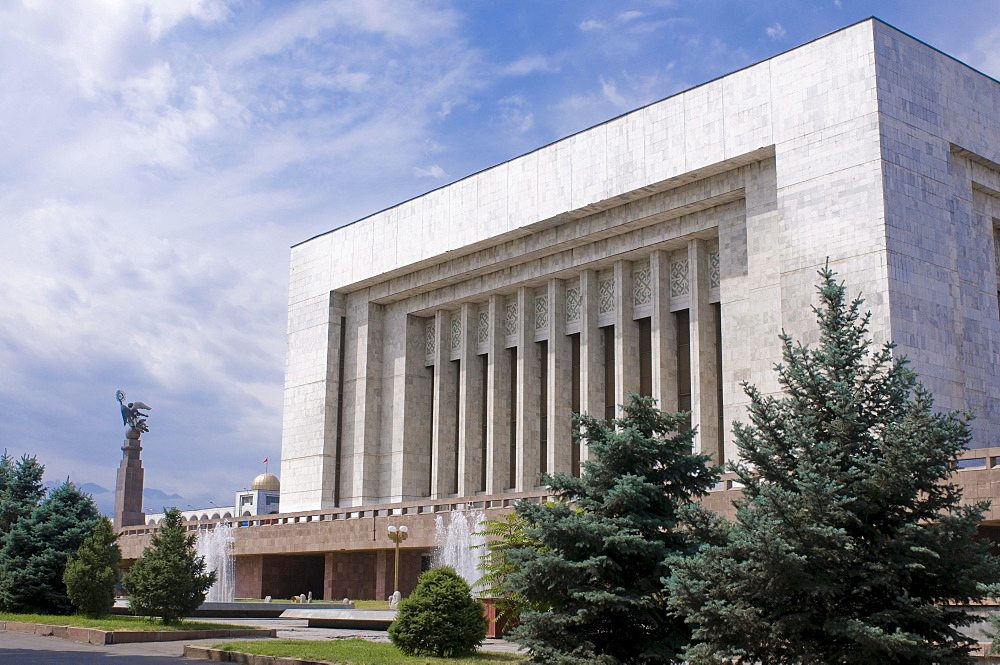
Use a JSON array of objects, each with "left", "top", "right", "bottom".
[
  {"left": 123, "top": 507, "right": 215, "bottom": 624},
  {"left": 64, "top": 516, "right": 121, "bottom": 618},
  {"left": 388, "top": 566, "right": 487, "bottom": 657}
]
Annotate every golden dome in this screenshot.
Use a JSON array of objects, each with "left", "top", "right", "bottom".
[{"left": 252, "top": 472, "right": 280, "bottom": 491}]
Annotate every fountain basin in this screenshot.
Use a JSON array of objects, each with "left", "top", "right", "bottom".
[
  {"left": 111, "top": 600, "right": 355, "bottom": 619},
  {"left": 280, "top": 608, "right": 397, "bottom": 629}
]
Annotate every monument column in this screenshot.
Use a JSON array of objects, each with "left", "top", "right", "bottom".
[{"left": 113, "top": 390, "right": 151, "bottom": 531}]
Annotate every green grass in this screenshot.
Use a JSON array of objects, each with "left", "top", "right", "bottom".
[
  {"left": 0, "top": 612, "right": 251, "bottom": 632},
  {"left": 213, "top": 639, "right": 523, "bottom": 664}
]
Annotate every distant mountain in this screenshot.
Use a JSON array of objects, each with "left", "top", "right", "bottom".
[
  {"left": 42, "top": 479, "right": 108, "bottom": 494},
  {"left": 144, "top": 488, "right": 183, "bottom": 502},
  {"left": 37, "top": 480, "right": 184, "bottom": 518}
]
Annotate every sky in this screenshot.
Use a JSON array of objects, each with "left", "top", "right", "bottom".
[{"left": 2, "top": 0, "right": 999, "bottom": 516}]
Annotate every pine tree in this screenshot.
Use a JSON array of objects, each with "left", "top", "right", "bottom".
[
  {"left": 124, "top": 507, "right": 216, "bottom": 624},
  {"left": 506, "top": 394, "right": 719, "bottom": 664},
  {"left": 0, "top": 451, "right": 46, "bottom": 533},
  {"left": 667, "top": 267, "right": 1000, "bottom": 665},
  {"left": 64, "top": 516, "right": 122, "bottom": 618},
  {"left": 0, "top": 480, "right": 101, "bottom": 614}
]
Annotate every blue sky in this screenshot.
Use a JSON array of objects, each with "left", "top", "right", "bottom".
[{"left": 2, "top": 1, "right": 999, "bottom": 515}]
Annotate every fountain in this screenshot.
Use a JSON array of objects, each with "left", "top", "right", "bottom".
[
  {"left": 196, "top": 523, "right": 235, "bottom": 603},
  {"left": 433, "top": 510, "right": 486, "bottom": 596}
]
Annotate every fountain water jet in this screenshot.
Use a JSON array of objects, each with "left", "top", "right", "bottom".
[
  {"left": 196, "top": 523, "right": 236, "bottom": 603},
  {"left": 433, "top": 510, "right": 486, "bottom": 596}
]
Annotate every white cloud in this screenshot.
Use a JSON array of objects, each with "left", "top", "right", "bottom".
[
  {"left": 766, "top": 23, "right": 786, "bottom": 40},
  {"left": 579, "top": 19, "right": 605, "bottom": 31},
  {"left": 414, "top": 164, "right": 448, "bottom": 178},
  {"left": 497, "top": 95, "right": 535, "bottom": 133},
  {"left": 617, "top": 11, "right": 646, "bottom": 23},
  {"left": 502, "top": 55, "right": 556, "bottom": 76},
  {"left": 600, "top": 78, "right": 628, "bottom": 108}
]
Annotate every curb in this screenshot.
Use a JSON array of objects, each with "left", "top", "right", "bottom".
[
  {"left": 0, "top": 620, "right": 276, "bottom": 645},
  {"left": 183, "top": 645, "right": 341, "bottom": 664}
]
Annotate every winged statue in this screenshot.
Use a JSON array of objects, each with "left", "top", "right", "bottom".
[{"left": 116, "top": 389, "right": 152, "bottom": 434}]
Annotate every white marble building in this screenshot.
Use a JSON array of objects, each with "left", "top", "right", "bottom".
[{"left": 278, "top": 18, "right": 1000, "bottom": 513}]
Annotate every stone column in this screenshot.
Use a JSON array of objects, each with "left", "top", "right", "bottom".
[
  {"left": 689, "top": 239, "right": 720, "bottom": 462},
  {"left": 485, "top": 295, "right": 511, "bottom": 494},
  {"left": 345, "top": 300, "right": 383, "bottom": 505},
  {"left": 649, "top": 250, "right": 678, "bottom": 412},
  {"left": 578, "top": 270, "right": 604, "bottom": 465},
  {"left": 430, "top": 310, "right": 458, "bottom": 498},
  {"left": 457, "top": 303, "right": 484, "bottom": 497},
  {"left": 515, "top": 287, "right": 541, "bottom": 490},
  {"left": 391, "top": 314, "right": 433, "bottom": 501},
  {"left": 614, "top": 260, "right": 640, "bottom": 408},
  {"left": 545, "top": 279, "right": 572, "bottom": 476}
]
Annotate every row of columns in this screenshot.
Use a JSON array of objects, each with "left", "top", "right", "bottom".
[{"left": 424, "top": 239, "right": 721, "bottom": 499}]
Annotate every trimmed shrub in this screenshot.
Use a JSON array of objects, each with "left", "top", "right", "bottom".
[{"left": 388, "top": 566, "right": 487, "bottom": 657}]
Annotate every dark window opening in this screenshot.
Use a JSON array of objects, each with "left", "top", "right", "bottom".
[
  {"left": 453, "top": 359, "right": 461, "bottom": 494},
  {"left": 638, "top": 317, "right": 652, "bottom": 398},
  {"left": 480, "top": 354, "right": 488, "bottom": 492},
  {"left": 509, "top": 347, "right": 518, "bottom": 490},
  {"left": 539, "top": 340, "right": 548, "bottom": 477},
  {"left": 603, "top": 326, "right": 615, "bottom": 423},
  {"left": 676, "top": 310, "right": 691, "bottom": 431},
  {"left": 570, "top": 333, "right": 581, "bottom": 477}
]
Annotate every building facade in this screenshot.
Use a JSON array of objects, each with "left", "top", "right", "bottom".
[
  {"left": 117, "top": 19, "right": 1000, "bottom": 602},
  {"left": 279, "top": 18, "right": 1000, "bottom": 514}
]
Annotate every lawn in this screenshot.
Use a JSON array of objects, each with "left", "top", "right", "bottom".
[
  {"left": 213, "top": 639, "right": 523, "bottom": 664},
  {"left": 0, "top": 612, "right": 249, "bottom": 631}
]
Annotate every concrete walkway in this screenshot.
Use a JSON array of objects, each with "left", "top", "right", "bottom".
[{"left": 0, "top": 616, "right": 524, "bottom": 663}]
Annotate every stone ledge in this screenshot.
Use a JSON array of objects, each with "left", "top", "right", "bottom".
[
  {"left": 0, "top": 620, "right": 276, "bottom": 645},
  {"left": 184, "top": 645, "right": 336, "bottom": 664}
]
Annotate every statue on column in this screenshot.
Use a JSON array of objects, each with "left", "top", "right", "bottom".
[
  {"left": 116, "top": 390, "right": 152, "bottom": 438},
  {"left": 114, "top": 389, "right": 151, "bottom": 530}
]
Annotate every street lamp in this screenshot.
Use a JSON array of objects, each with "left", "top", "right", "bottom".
[{"left": 387, "top": 525, "right": 409, "bottom": 595}]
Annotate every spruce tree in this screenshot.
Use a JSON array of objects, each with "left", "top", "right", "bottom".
[
  {"left": 507, "top": 394, "right": 719, "bottom": 664},
  {"left": 124, "top": 507, "right": 215, "bottom": 624},
  {"left": 668, "top": 268, "right": 1000, "bottom": 665},
  {"left": 0, "top": 480, "right": 101, "bottom": 614},
  {"left": 0, "top": 452, "right": 46, "bottom": 533},
  {"left": 64, "top": 516, "right": 122, "bottom": 618}
]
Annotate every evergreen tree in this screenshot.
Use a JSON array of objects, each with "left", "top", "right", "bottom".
[
  {"left": 668, "top": 268, "right": 1000, "bottom": 665},
  {"left": 64, "top": 516, "right": 122, "bottom": 618},
  {"left": 507, "top": 394, "right": 719, "bottom": 664},
  {"left": 0, "top": 451, "right": 45, "bottom": 533},
  {"left": 124, "top": 507, "right": 215, "bottom": 624},
  {"left": 0, "top": 480, "right": 101, "bottom": 614},
  {"left": 388, "top": 566, "right": 488, "bottom": 657}
]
